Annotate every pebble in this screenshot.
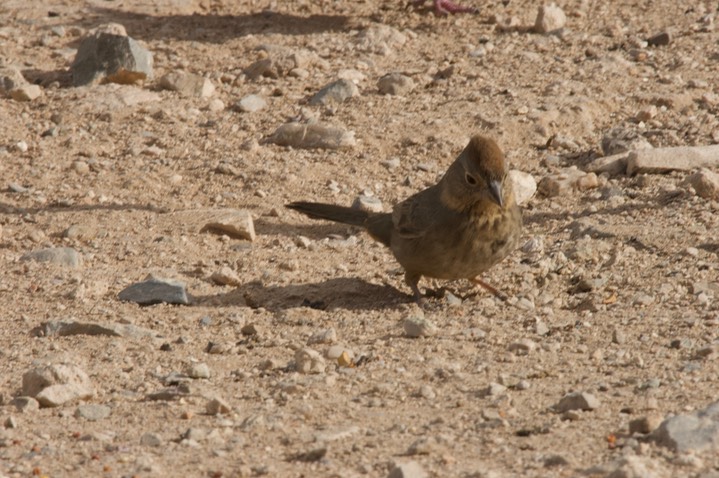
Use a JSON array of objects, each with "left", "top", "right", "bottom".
[
  {"left": 403, "top": 316, "right": 437, "bottom": 338},
  {"left": 206, "top": 397, "right": 232, "bottom": 415},
  {"left": 352, "top": 194, "right": 383, "bottom": 213},
  {"left": 508, "top": 339, "right": 537, "bottom": 355},
  {"left": 377, "top": 73, "right": 415, "bottom": 96},
  {"left": 23, "top": 363, "right": 95, "bottom": 407},
  {"left": 508, "top": 170, "right": 537, "bottom": 205},
  {"left": 295, "top": 348, "right": 326, "bottom": 374},
  {"left": 534, "top": 3, "right": 566, "bottom": 34},
  {"left": 686, "top": 169, "right": 719, "bottom": 200},
  {"left": 210, "top": 266, "right": 242, "bottom": 286},
  {"left": 236, "top": 94, "right": 266, "bottom": 113},
  {"left": 71, "top": 25, "right": 153, "bottom": 86},
  {"left": 647, "top": 31, "right": 671, "bottom": 46},
  {"left": 478, "top": 382, "right": 507, "bottom": 397},
  {"left": 241, "top": 323, "right": 261, "bottom": 336},
  {"left": 187, "top": 362, "right": 211, "bottom": 379},
  {"left": 309, "top": 79, "right": 359, "bottom": 106},
  {"left": 388, "top": 461, "right": 428, "bottom": 478},
  {"left": 140, "top": 432, "right": 163, "bottom": 447},
  {"left": 553, "top": 392, "right": 601, "bottom": 412},
  {"left": 159, "top": 70, "right": 215, "bottom": 98},
  {"left": 629, "top": 414, "right": 663, "bottom": 434},
  {"left": 270, "top": 122, "right": 356, "bottom": 150},
  {"left": 201, "top": 209, "right": 255, "bottom": 241},
  {"left": 20, "top": 247, "right": 81, "bottom": 267},
  {"left": 118, "top": 277, "right": 189, "bottom": 305},
  {"left": 75, "top": 404, "right": 111, "bottom": 421}
]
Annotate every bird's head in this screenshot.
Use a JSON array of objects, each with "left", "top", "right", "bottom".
[{"left": 441, "top": 135, "right": 511, "bottom": 211}]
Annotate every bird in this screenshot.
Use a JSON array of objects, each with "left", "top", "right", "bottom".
[
  {"left": 414, "top": 0, "right": 479, "bottom": 15},
  {"left": 286, "top": 135, "right": 522, "bottom": 303}
]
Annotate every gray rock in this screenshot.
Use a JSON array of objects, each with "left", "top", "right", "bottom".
[
  {"left": 20, "top": 247, "right": 81, "bottom": 267},
  {"left": 352, "top": 194, "right": 383, "bottom": 213},
  {"left": 186, "top": 362, "right": 211, "bottom": 379},
  {"left": 534, "top": 3, "right": 566, "bottom": 34},
  {"left": 553, "top": 392, "right": 600, "bottom": 412},
  {"left": 118, "top": 278, "right": 189, "bottom": 305},
  {"left": 647, "top": 31, "right": 671, "bottom": 46},
  {"left": 32, "top": 320, "right": 159, "bottom": 339},
  {"left": 75, "top": 404, "right": 111, "bottom": 421},
  {"left": 650, "top": 401, "right": 719, "bottom": 452},
  {"left": 140, "top": 432, "right": 164, "bottom": 447},
  {"left": 270, "top": 122, "right": 356, "bottom": 150},
  {"left": 627, "top": 145, "right": 719, "bottom": 175},
  {"left": 309, "top": 79, "right": 358, "bottom": 106},
  {"left": 159, "top": 70, "right": 214, "bottom": 97},
  {"left": 377, "top": 73, "right": 415, "bottom": 96},
  {"left": 388, "top": 461, "right": 428, "bottom": 478},
  {"left": 404, "top": 316, "right": 437, "bottom": 338},
  {"left": 236, "top": 94, "right": 266, "bottom": 112},
  {"left": 71, "top": 30, "right": 153, "bottom": 86},
  {"left": 200, "top": 209, "right": 255, "bottom": 241}
]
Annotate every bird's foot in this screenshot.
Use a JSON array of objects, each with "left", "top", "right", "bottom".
[{"left": 469, "top": 277, "right": 508, "bottom": 301}]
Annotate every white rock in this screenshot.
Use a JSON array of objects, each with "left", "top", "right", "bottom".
[
  {"left": 508, "top": 170, "right": 537, "bottom": 205},
  {"left": 534, "top": 3, "right": 567, "bottom": 34}
]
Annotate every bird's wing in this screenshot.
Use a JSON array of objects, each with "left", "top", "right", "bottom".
[{"left": 392, "top": 187, "right": 439, "bottom": 239}]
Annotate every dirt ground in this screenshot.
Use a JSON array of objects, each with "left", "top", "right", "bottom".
[{"left": 1, "top": 0, "right": 719, "bottom": 476}]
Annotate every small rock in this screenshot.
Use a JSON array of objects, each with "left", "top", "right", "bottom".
[
  {"left": 627, "top": 145, "right": 719, "bottom": 175},
  {"left": 554, "top": 392, "right": 601, "bottom": 412},
  {"left": 32, "top": 320, "right": 158, "bottom": 339},
  {"left": 201, "top": 209, "right": 255, "bottom": 241},
  {"left": 295, "top": 348, "right": 326, "bottom": 374},
  {"left": 508, "top": 339, "right": 537, "bottom": 355},
  {"left": 23, "top": 363, "right": 94, "bottom": 408},
  {"left": 270, "top": 122, "right": 356, "bottom": 150},
  {"left": 478, "top": 382, "right": 507, "bottom": 397},
  {"left": 647, "top": 31, "right": 671, "bottom": 46},
  {"left": 388, "top": 460, "right": 428, "bottom": 478},
  {"left": 352, "top": 194, "right": 383, "bottom": 213},
  {"left": 0, "top": 66, "right": 29, "bottom": 95},
  {"left": 159, "top": 70, "right": 214, "bottom": 98},
  {"left": 118, "top": 277, "right": 189, "bottom": 305},
  {"left": 650, "top": 401, "right": 719, "bottom": 452},
  {"left": 586, "top": 153, "right": 630, "bottom": 176},
  {"left": 140, "top": 432, "right": 163, "bottom": 447},
  {"left": 686, "top": 169, "right": 719, "bottom": 200},
  {"left": 206, "top": 397, "right": 232, "bottom": 415},
  {"left": 9, "top": 84, "right": 42, "bottom": 102},
  {"left": 4, "top": 416, "right": 17, "bottom": 429},
  {"left": 75, "top": 404, "right": 111, "bottom": 421},
  {"left": 377, "top": 73, "right": 415, "bottom": 96},
  {"left": 309, "top": 79, "right": 359, "bottom": 106},
  {"left": 20, "top": 247, "right": 81, "bottom": 267},
  {"left": 403, "top": 316, "right": 437, "bottom": 338},
  {"left": 538, "top": 168, "right": 596, "bottom": 197},
  {"left": 629, "top": 414, "right": 663, "bottom": 435},
  {"left": 236, "top": 94, "right": 266, "bottom": 113},
  {"left": 210, "top": 266, "right": 242, "bottom": 286},
  {"left": 534, "top": 3, "right": 566, "bottom": 34},
  {"left": 601, "top": 127, "right": 654, "bottom": 156},
  {"left": 508, "top": 170, "right": 537, "bottom": 205},
  {"left": 187, "top": 363, "right": 211, "bottom": 379}
]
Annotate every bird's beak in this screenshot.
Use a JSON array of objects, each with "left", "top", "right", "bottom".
[{"left": 488, "top": 180, "right": 503, "bottom": 208}]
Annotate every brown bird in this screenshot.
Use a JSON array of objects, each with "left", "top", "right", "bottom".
[{"left": 286, "top": 135, "right": 522, "bottom": 302}]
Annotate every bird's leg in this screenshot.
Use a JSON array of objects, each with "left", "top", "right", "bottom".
[
  {"left": 469, "top": 277, "right": 508, "bottom": 301},
  {"left": 410, "top": 0, "right": 478, "bottom": 15},
  {"left": 405, "top": 271, "right": 425, "bottom": 303}
]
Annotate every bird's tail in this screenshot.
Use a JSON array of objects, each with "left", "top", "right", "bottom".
[{"left": 285, "top": 201, "right": 370, "bottom": 227}]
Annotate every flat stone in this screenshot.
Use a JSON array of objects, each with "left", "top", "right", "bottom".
[
  {"left": 159, "top": 70, "right": 214, "bottom": 98},
  {"left": 118, "top": 277, "right": 189, "bottom": 305},
  {"left": 309, "top": 79, "right": 359, "bottom": 106},
  {"left": 75, "top": 404, "right": 111, "bottom": 421},
  {"left": 71, "top": 28, "right": 153, "bottom": 86},
  {"left": 200, "top": 209, "right": 255, "bottom": 241},
  {"left": 270, "top": 122, "right": 356, "bottom": 150},
  {"left": 626, "top": 145, "right": 719, "bottom": 175},
  {"left": 20, "top": 247, "right": 81, "bottom": 267}
]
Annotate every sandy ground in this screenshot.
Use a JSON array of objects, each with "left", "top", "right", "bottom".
[{"left": 1, "top": 0, "right": 719, "bottom": 476}]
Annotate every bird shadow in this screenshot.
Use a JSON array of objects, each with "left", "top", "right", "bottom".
[
  {"left": 85, "top": 8, "right": 354, "bottom": 43},
  {"left": 192, "top": 277, "right": 411, "bottom": 311}
]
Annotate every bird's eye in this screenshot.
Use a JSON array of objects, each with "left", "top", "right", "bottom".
[{"left": 465, "top": 173, "right": 478, "bottom": 185}]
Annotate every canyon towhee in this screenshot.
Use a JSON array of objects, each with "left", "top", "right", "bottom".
[{"left": 287, "top": 135, "right": 523, "bottom": 302}]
